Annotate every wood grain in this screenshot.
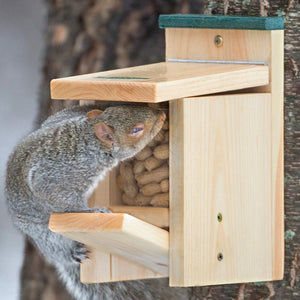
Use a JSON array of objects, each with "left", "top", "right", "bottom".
[
  {"left": 169, "top": 94, "right": 277, "bottom": 286},
  {"left": 108, "top": 206, "right": 169, "bottom": 228},
  {"left": 270, "top": 30, "right": 284, "bottom": 280},
  {"left": 51, "top": 62, "right": 269, "bottom": 102},
  {"left": 166, "top": 28, "right": 284, "bottom": 284},
  {"left": 49, "top": 213, "right": 169, "bottom": 275}
]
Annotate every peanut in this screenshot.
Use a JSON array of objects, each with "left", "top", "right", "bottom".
[
  {"left": 122, "top": 193, "right": 136, "bottom": 206},
  {"left": 160, "top": 179, "right": 169, "bottom": 192},
  {"left": 135, "top": 146, "right": 152, "bottom": 161},
  {"left": 140, "top": 183, "right": 161, "bottom": 196},
  {"left": 144, "top": 156, "right": 164, "bottom": 172},
  {"left": 120, "top": 162, "right": 138, "bottom": 198},
  {"left": 154, "top": 130, "right": 164, "bottom": 142},
  {"left": 133, "top": 160, "right": 145, "bottom": 174},
  {"left": 135, "top": 193, "right": 152, "bottom": 206},
  {"left": 135, "top": 164, "right": 169, "bottom": 186},
  {"left": 147, "top": 139, "right": 157, "bottom": 147},
  {"left": 153, "top": 143, "right": 169, "bottom": 160},
  {"left": 150, "top": 193, "right": 169, "bottom": 207}
]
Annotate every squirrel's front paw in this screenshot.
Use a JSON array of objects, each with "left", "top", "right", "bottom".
[{"left": 71, "top": 242, "right": 89, "bottom": 264}]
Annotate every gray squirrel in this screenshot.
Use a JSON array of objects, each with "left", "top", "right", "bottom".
[{"left": 5, "top": 105, "right": 192, "bottom": 300}]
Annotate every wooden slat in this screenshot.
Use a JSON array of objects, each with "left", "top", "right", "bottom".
[
  {"left": 108, "top": 206, "right": 169, "bottom": 228},
  {"left": 169, "top": 94, "right": 275, "bottom": 286},
  {"left": 49, "top": 213, "right": 169, "bottom": 276},
  {"left": 51, "top": 62, "right": 269, "bottom": 102}
]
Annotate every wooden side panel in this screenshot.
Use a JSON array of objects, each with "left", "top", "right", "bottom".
[
  {"left": 270, "top": 30, "right": 284, "bottom": 280},
  {"left": 169, "top": 94, "right": 279, "bottom": 286}
]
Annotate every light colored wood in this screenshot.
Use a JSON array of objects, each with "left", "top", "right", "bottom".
[
  {"left": 49, "top": 213, "right": 169, "bottom": 276},
  {"left": 110, "top": 255, "right": 163, "bottom": 282},
  {"left": 166, "top": 28, "right": 274, "bottom": 93},
  {"left": 270, "top": 30, "right": 284, "bottom": 279},
  {"left": 80, "top": 248, "right": 111, "bottom": 283},
  {"left": 51, "top": 62, "right": 269, "bottom": 102},
  {"left": 80, "top": 249, "right": 163, "bottom": 283},
  {"left": 167, "top": 28, "right": 284, "bottom": 285},
  {"left": 108, "top": 206, "right": 169, "bottom": 228},
  {"left": 109, "top": 167, "right": 122, "bottom": 206},
  {"left": 169, "top": 94, "right": 276, "bottom": 286}
]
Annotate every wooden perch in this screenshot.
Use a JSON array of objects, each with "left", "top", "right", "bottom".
[{"left": 49, "top": 213, "right": 169, "bottom": 275}]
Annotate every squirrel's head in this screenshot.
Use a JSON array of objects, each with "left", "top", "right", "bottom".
[{"left": 87, "top": 105, "right": 166, "bottom": 161}]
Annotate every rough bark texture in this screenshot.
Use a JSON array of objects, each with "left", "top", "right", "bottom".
[{"left": 20, "top": 0, "right": 299, "bottom": 299}]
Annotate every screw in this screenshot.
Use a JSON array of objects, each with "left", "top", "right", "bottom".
[
  {"left": 217, "top": 253, "right": 223, "bottom": 261},
  {"left": 217, "top": 213, "right": 223, "bottom": 222},
  {"left": 214, "top": 35, "right": 223, "bottom": 47}
]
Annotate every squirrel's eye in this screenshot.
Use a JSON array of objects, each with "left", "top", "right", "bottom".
[
  {"left": 129, "top": 123, "right": 144, "bottom": 137},
  {"left": 132, "top": 127, "right": 142, "bottom": 134}
]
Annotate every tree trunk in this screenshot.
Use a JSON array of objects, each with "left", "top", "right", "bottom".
[{"left": 21, "top": 0, "right": 299, "bottom": 299}]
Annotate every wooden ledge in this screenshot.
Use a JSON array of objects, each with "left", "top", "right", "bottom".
[
  {"left": 50, "top": 62, "right": 269, "bottom": 102},
  {"left": 49, "top": 213, "right": 169, "bottom": 275},
  {"left": 108, "top": 206, "right": 169, "bottom": 228}
]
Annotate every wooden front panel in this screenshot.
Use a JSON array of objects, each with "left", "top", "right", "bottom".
[
  {"left": 169, "top": 93, "right": 282, "bottom": 286},
  {"left": 167, "top": 29, "right": 284, "bottom": 283}
]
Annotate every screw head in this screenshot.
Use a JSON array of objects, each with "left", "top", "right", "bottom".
[
  {"left": 217, "top": 252, "right": 223, "bottom": 261},
  {"left": 217, "top": 213, "right": 223, "bottom": 222},
  {"left": 214, "top": 35, "right": 223, "bottom": 47}
]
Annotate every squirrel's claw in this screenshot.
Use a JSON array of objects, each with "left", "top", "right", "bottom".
[{"left": 71, "top": 242, "right": 89, "bottom": 264}]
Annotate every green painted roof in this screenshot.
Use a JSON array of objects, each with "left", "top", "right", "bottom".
[{"left": 159, "top": 14, "right": 284, "bottom": 30}]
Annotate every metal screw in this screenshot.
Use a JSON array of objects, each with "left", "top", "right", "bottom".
[
  {"left": 217, "top": 213, "right": 223, "bottom": 222},
  {"left": 214, "top": 35, "right": 223, "bottom": 47},
  {"left": 217, "top": 252, "right": 223, "bottom": 261}
]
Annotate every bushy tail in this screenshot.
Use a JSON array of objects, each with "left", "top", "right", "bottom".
[{"left": 55, "top": 262, "right": 190, "bottom": 300}]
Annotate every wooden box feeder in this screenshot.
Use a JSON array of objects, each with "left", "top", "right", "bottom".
[{"left": 49, "top": 15, "right": 284, "bottom": 286}]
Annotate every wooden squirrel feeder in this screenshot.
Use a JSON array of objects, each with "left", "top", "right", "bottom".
[{"left": 49, "top": 15, "right": 284, "bottom": 286}]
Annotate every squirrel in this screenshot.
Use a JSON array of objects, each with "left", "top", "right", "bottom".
[{"left": 5, "top": 104, "right": 172, "bottom": 300}]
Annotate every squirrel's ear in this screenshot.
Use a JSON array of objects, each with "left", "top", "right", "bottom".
[
  {"left": 94, "top": 122, "right": 115, "bottom": 150},
  {"left": 86, "top": 109, "right": 103, "bottom": 119}
]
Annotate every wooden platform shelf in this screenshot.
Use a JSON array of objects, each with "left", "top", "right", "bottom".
[
  {"left": 49, "top": 213, "right": 169, "bottom": 276},
  {"left": 49, "top": 14, "right": 284, "bottom": 287}
]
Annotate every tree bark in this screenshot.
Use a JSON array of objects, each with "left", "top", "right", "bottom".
[{"left": 21, "top": 0, "right": 299, "bottom": 299}]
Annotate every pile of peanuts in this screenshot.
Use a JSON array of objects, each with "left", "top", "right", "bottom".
[{"left": 117, "top": 116, "right": 169, "bottom": 207}]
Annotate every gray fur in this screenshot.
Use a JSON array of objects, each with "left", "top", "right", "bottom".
[{"left": 4, "top": 105, "right": 190, "bottom": 300}]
